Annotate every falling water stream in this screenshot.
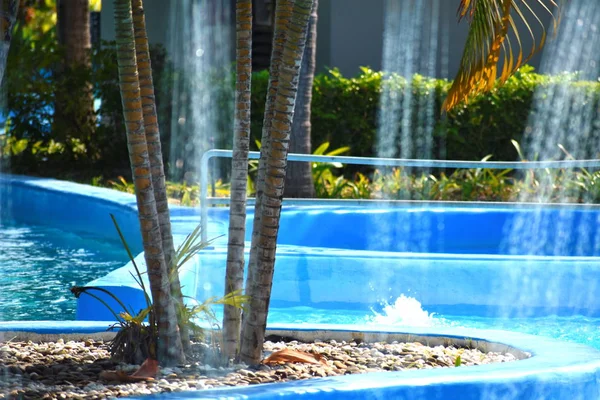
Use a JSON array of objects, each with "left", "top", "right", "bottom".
[
  {"left": 377, "top": 0, "right": 441, "bottom": 163},
  {"left": 503, "top": 0, "right": 600, "bottom": 255},
  {"left": 167, "top": 0, "right": 233, "bottom": 186},
  {"left": 370, "top": 0, "right": 447, "bottom": 255},
  {"left": 498, "top": 0, "right": 600, "bottom": 319},
  {"left": 371, "top": 0, "right": 600, "bottom": 357}
]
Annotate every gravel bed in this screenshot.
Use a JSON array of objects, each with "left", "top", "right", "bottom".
[{"left": 0, "top": 337, "right": 519, "bottom": 399}]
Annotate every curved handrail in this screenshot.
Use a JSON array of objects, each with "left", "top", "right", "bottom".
[{"left": 199, "top": 149, "right": 600, "bottom": 241}]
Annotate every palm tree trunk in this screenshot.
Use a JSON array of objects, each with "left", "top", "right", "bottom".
[
  {"left": 130, "top": 0, "right": 190, "bottom": 354},
  {"left": 222, "top": 0, "right": 252, "bottom": 361},
  {"left": 244, "top": 0, "right": 294, "bottom": 336},
  {"left": 0, "top": 0, "right": 18, "bottom": 85},
  {"left": 55, "top": 0, "right": 95, "bottom": 160},
  {"left": 113, "top": 0, "right": 184, "bottom": 366},
  {"left": 284, "top": 0, "right": 318, "bottom": 198},
  {"left": 57, "top": 0, "right": 91, "bottom": 68},
  {"left": 240, "top": 0, "right": 314, "bottom": 365}
]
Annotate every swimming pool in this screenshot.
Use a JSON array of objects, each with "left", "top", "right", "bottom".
[
  {"left": 0, "top": 219, "right": 128, "bottom": 320},
  {"left": 3, "top": 174, "right": 600, "bottom": 399},
  {"left": 265, "top": 304, "right": 600, "bottom": 350}
]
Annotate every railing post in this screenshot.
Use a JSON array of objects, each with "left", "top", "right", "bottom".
[{"left": 199, "top": 150, "right": 213, "bottom": 243}]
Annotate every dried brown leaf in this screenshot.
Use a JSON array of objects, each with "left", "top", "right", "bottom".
[
  {"left": 99, "top": 358, "right": 158, "bottom": 382},
  {"left": 262, "top": 348, "right": 328, "bottom": 366}
]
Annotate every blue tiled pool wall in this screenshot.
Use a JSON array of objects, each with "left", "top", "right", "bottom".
[
  {"left": 201, "top": 204, "right": 600, "bottom": 258},
  {"left": 3, "top": 174, "right": 600, "bottom": 321},
  {"left": 74, "top": 205, "right": 600, "bottom": 320},
  {"left": 270, "top": 205, "right": 600, "bottom": 257},
  {"left": 0, "top": 174, "right": 144, "bottom": 254},
  {"left": 4, "top": 174, "right": 599, "bottom": 258},
  {"left": 184, "top": 245, "right": 600, "bottom": 319}
]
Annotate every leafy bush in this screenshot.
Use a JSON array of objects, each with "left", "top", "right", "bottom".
[
  {"left": 101, "top": 140, "right": 600, "bottom": 204},
  {"left": 250, "top": 65, "right": 600, "bottom": 168},
  {"left": 71, "top": 215, "right": 248, "bottom": 364},
  {"left": 5, "top": 32, "right": 600, "bottom": 185},
  {"left": 1, "top": 33, "right": 173, "bottom": 179}
]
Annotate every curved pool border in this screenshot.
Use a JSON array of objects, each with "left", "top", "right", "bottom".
[
  {"left": 2, "top": 173, "right": 600, "bottom": 399},
  {"left": 1, "top": 321, "right": 600, "bottom": 400}
]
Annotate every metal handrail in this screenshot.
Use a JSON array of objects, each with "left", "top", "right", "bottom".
[{"left": 198, "top": 149, "right": 600, "bottom": 240}]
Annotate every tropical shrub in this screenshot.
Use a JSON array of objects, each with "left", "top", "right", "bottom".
[
  {"left": 6, "top": 39, "right": 600, "bottom": 184},
  {"left": 250, "top": 66, "right": 600, "bottom": 169},
  {"left": 71, "top": 215, "right": 247, "bottom": 364},
  {"left": 1, "top": 36, "right": 173, "bottom": 179},
  {"left": 100, "top": 142, "right": 600, "bottom": 204}
]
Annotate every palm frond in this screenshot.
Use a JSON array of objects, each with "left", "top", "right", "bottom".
[{"left": 443, "top": 0, "right": 563, "bottom": 111}]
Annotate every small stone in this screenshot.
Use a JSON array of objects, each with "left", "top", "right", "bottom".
[
  {"left": 0, "top": 336, "right": 518, "bottom": 398},
  {"left": 28, "top": 372, "right": 40, "bottom": 380},
  {"left": 238, "top": 369, "right": 256, "bottom": 377}
]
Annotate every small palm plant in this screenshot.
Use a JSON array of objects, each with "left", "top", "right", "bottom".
[{"left": 71, "top": 214, "right": 248, "bottom": 365}]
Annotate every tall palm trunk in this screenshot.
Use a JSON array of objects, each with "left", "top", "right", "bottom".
[
  {"left": 130, "top": 0, "right": 190, "bottom": 353},
  {"left": 0, "top": 0, "right": 17, "bottom": 85},
  {"left": 284, "top": 0, "right": 318, "bottom": 198},
  {"left": 240, "top": 0, "right": 314, "bottom": 365},
  {"left": 55, "top": 0, "right": 95, "bottom": 158},
  {"left": 243, "top": 0, "right": 294, "bottom": 340},
  {"left": 113, "top": 0, "right": 184, "bottom": 366},
  {"left": 56, "top": 0, "right": 91, "bottom": 72},
  {"left": 222, "top": 0, "right": 252, "bottom": 361}
]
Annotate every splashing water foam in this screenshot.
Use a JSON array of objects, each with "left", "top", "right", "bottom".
[{"left": 367, "top": 295, "right": 445, "bottom": 327}]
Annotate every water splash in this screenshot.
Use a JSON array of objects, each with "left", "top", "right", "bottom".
[
  {"left": 371, "top": 0, "right": 445, "bottom": 254},
  {"left": 367, "top": 295, "right": 443, "bottom": 327}
]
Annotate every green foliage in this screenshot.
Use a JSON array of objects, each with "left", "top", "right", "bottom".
[
  {"left": 311, "top": 142, "right": 358, "bottom": 198},
  {"left": 2, "top": 34, "right": 172, "bottom": 178},
  {"left": 97, "top": 177, "right": 233, "bottom": 207},
  {"left": 249, "top": 70, "right": 270, "bottom": 151},
  {"left": 312, "top": 156, "right": 600, "bottom": 203},
  {"left": 310, "top": 68, "right": 386, "bottom": 162},
  {"left": 106, "top": 176, "right": 135, "bottom": 194},
  {"left": 455, "top": 355, "right": 462, "bottom": 367},
  {"left": 99, "top": 140, "right": 600, "bottom": 204},
  {"left": 71, "top": 215, "right": 247, "bottom": 364},
  {"left": 250, "top": 65, "right": 600, "bottom": 168},
  {"left": 8, "top": 32, "right": 600, "bottom": 189}
]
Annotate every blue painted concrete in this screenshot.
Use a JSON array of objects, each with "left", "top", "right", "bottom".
[
  {"left": 132, "top": 324, "right": 600, "bottom": 400},
  {"left": 271, "top": 205, "right": 600, "bottom": 256},
  {"left": 0, "top": 174, "right": 144, "bottom": 253},
  {"left": 2, "top": 174, "right": 600, "bottom": 399},
  {"left": 0, "top": 320, "right": 599, "bottom": 400},
  {"left": 0, "top": 321, "right": 116, "bottom": 334},
  {"left": 73, "top": 204, "right": 600, "bottom": 319}
]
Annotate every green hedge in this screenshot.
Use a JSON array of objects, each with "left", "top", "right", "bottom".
[
  {"left": 252, "top": 66, "right": 600, "bottom": 166},
  {"left": 4, "top": 38, "right": 600, "bottom": 181}
]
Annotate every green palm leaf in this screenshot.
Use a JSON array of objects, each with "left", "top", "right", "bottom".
[{"left": 444, "top": 0, "right": 563, "bottom": 111}]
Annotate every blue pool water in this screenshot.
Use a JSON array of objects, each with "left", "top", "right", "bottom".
[
  {"left": 0, "top": 220, "right": 128, "bottom": 321},
  {"left": 264, "top": 305, "right": 600, "bottom": 350}
]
